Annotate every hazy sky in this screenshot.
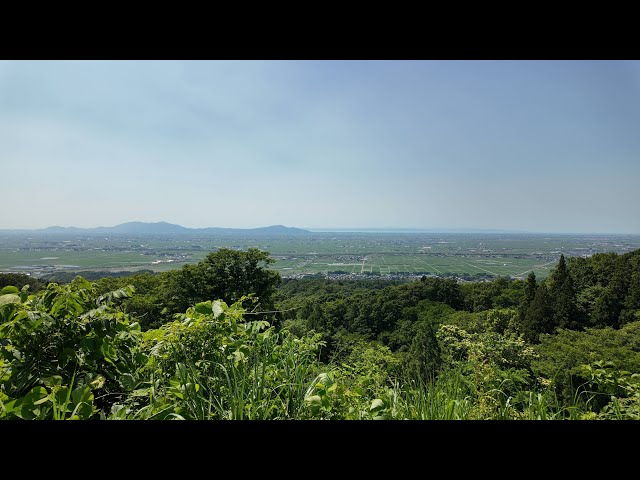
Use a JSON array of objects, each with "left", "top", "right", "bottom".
[{"left": 1, "top": 60, "right": 639, "bottom": 233}]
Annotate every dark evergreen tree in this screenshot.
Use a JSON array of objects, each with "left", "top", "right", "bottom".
[
  {"left": 517, "top": 271, "right": 538, "bottom": 335},
  {"left": 621, "top": 266, "right": 640, "bottom": 325},
  {"left": 548, "top": 254, "right": 579, "bottom": 330},
  {"left": 407, "top": 320, "right": 441, "bottom": 382},
  {"left": 523, "top": 285, "right": 554, "bottom": 343},
  {"left": 525, "top": 271, "right": 537, "bottom": 305},
  {"left": 590, "top": 254, "right": 632, "bottom": 328}
]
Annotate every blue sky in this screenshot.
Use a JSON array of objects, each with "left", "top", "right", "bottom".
[{"left": 1, "top": 60, "right": 639, "bottom": 233}]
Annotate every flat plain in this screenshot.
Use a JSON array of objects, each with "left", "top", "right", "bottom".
[{"left": 1, "top": 232, "right": 639, "bottom": 280}]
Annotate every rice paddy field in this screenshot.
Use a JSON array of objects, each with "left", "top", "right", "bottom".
[{"left": 1, "top": 231, "right": 639, "bottom": 280}]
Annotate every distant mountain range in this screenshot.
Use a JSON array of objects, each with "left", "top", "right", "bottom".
[
  {"left": 0, "top": 222, "right": 311, "bottom": 235},
  {"left": 3, "top": 222, "right": 618, "bottom": 236}
]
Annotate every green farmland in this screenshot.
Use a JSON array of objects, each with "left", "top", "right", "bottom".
[{"left": 1, "top": 231, "right": 639, "bottom": 281}]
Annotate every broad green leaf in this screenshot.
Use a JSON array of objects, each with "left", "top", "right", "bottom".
[
  {"left": 0, "top": 294, "right": 20, "bottom": 305},
  {"left": 54, "top": 387, "right": 71, "bottom": 411},
  {"left": 148, "top": 406, "right": 182, "bottom": 420},
  {"left": 51, "top": 296, "right": 83, "bottom": 316},
  {"left": 23, "top": 386, "right": 49, "bottom": 404},
  {"left": 71, "top": 400, "right": 94, "bottom": 419},
  {"left": 110, "top": 404, "right": 129, "bottom": 419},
  {"left": 43, "top": 375, "right": 63, "bottom": 388},
  {"left": 0, "top": 286, "right": 19, "bottom": 295},
  {"left": 13, "top": 310, "right": 28, "bottom": 321},
  {"left": 100, "top": 339, "right": 118, "bottom": 364},
  {"left": 71, "top": 276, "right": 93, "bottom": 290},
  {"left": 10, "top": 386, "right": 50, "bottom": 419},
  {"left": 71, "top": 385, "right": 93, "bottom": 405},
  {"left": 194, "top": 301, "right": 213, "bottom": 315},
  {"left": 33, "top": 395, "right": 51, "bottom": 406},
  {"left": 305, "top": 395, "right": 322, "bottom": 406},
  {"left": 2, "top": 398, "right": 18, "bottom": 416},
  {"left": 132, "top": 388, "right": 150, "bottom": 397},
  {"left": 60, "top": 347, "right": 79, "bottom": 365},
  {"left": 232, "top": 350, "right": 247, "bottom": 364},
  {"left": 370, "top": 398, "right": 385, "bottom": 412},
  {"left": 119, "top": 373, "right": 136, "bottom": 390},
  {"left": 167, "top": 382, "right": 184, "bottom": 399}
]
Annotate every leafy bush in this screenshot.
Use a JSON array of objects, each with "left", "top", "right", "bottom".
[
  {"left": 533, "top": 322, "right": 640, "bottom": 406},
  {"left": 113, "top": 299, "right": 324, "bottom": 419},
  {"left": 580, "top": 360, "right": 640, "bottom": 419},
  {"left": 0, "top": 278, "right": 146, "bottom": 419}
]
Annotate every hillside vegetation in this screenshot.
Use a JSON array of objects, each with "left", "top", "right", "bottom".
[{"left": 1, "top": 248, "right": 639, "bottom": 419}]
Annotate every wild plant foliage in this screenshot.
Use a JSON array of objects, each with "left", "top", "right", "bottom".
[
  {"left": 1, "top": 246, "right": 639, "bottom": 420},
  {"left": 0, "top": 278, "right": 144, "bottom": 419}
]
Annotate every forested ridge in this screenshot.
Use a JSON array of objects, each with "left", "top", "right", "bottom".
[{"left": 1, "top": 248, "right": 639, "bottom": 420}]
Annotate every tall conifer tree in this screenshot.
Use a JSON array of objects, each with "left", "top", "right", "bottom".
[{"left": 549, "top": 254, "right": 578, "bottom": 330}]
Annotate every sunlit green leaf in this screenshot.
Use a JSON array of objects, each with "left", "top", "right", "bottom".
[
  {"left": 194, "top": 301, "right": 213, "bottom": 315},
  {"left": 90, "top": 375, "right": 106, "bottom": 390},
  {"left": 305, "top": 395, "right": 322, "bottom": 406},
  {"left": 0, "top": 294, "right": 20, "bottom": 305},
  {"left": 232, "top": 350, "right": 247, "bottom": 364},
  {"left": 0, "top": 286, "right": 19, "bottom": 295},
  {"left": 370, "top": 398, "right": 385, "bottom": 412}
]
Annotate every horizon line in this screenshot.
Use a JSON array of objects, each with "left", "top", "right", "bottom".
[{"left": 304, "top": 228, "right": 640, "bottom": 235}]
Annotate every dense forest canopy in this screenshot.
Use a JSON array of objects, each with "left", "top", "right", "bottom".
[{"left": 1, "top": 248, "right": 639, "bottom": 420}]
